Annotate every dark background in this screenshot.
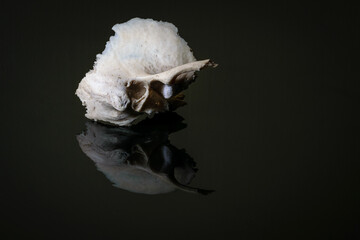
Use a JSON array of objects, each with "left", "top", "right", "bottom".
[{"left": 1, "top": 1, "right": 359, "bottom": 239}]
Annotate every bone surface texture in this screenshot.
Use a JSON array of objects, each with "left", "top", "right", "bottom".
[{"left": 76, "top": 18, "right": 216, "bottom": 126}]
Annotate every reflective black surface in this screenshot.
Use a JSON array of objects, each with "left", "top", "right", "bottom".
[
  {"left": 2, "top": 1, "right": 360, "bottom": 239},
  {"left": 77, "top": 113, "right": 213, "bottom": 195}
]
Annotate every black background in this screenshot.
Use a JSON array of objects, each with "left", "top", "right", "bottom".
[{"left": 1, "top": 1, "right": 359, "bottom": 239}]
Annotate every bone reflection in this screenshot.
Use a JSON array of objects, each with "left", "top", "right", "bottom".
[{"left": 77, "top": 112, "right": 213, "bottom": 195}]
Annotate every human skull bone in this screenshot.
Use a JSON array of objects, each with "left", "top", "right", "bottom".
[{"left": 75, "top": 18, "right": 217, "bottom": 126}]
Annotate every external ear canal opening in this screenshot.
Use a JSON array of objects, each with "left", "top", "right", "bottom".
[
  {"left": 140, "top": 89, "right": 168, "bottom": 114},
  {"left": 126, "top": 81, "right": 149, "bottom": 112},
  {"left": 127, "top": 81, "right": 146, "bottom": 101}
]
